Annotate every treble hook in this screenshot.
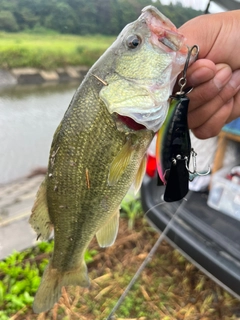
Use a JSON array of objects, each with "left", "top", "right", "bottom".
[
  {"left": 177, "top": 45, "right": 199, "bottom": 95},
  {"left": 185, "top": 148, "right": 211, "bottom": 178}
]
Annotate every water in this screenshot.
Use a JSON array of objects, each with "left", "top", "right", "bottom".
[{"left": 0, "top": 82, "right": 79, "bottom": 184}]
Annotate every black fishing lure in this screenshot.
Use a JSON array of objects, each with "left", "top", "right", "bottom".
[
  {"left": 156, "top": 93, "right": 191, "bottom": 202},
  {"left": 156, "top": 45, "right": 209, "bottom": 202}
]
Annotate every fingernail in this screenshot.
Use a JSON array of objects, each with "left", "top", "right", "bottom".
[
  {"left": 229, "top": 70, "right": 240, "bottom": 90},
  {"left": 213, "top": 67, "right": 231, "bottom": 90}
]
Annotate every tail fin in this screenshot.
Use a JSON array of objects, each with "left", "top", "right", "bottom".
[{"left": 33, "top": 260, "right": 90, "bottom": 313}]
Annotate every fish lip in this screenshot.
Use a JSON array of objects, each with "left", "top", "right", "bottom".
[
  {"left": 116, "top": 105, "right": 169, "bottom": 133},
  {"left": 140, "top": 5, "right": 188, "bottom": 54},
  {"left": 141, "top": 5, "right": 176, "bottom": 29}
]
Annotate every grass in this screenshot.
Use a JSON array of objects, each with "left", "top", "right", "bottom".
[
  {"left": 120, "top": 193, "right": 143, "bottom": 230},
  {"left": 0, "top": 32, "right": 115, "bottom": 69},
  {"left": 0, "top": 241, "right": 97, "bottom": 319},
  {"left": 0, "top": 197, "right": 240, "bottom": 319}
]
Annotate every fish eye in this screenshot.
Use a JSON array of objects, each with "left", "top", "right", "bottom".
[{"left": 126, "top": 35, "right": 141, "bottom": 49}]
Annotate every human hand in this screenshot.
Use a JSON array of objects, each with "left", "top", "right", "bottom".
[{"left": 178, "top": 10, "right": 240, "bottom": 139}]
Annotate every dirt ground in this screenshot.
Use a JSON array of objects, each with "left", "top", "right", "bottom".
[{"left": 11, "top": 216, "right": 240, "bottom": 320}]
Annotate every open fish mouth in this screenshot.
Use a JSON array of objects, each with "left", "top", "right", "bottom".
[{"left": 116, "top": 103, "right": 168, "bottom": 132}]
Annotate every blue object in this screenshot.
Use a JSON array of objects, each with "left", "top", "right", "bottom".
[{"left": 222, "top": 118, "right": 240, "bottom": 135}]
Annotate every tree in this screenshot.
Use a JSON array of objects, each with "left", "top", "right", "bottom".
[
  {"left": 0, "top": 0, "right": 203, "bottom": 34},
  {"left": 44, "top": 2, "right": 78, "bottom": 33},
  {"left": 0, "top": 11, "right": 19, "bottom": 32}
]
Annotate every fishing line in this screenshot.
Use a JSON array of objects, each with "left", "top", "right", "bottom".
[{"left": 106, "top": 193, "right": 190, "bottom": 320}]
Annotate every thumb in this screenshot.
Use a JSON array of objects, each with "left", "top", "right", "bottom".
[
  {"left": 179, "top": 11, "right": 240, "bottom": 70},
  {"left": 178, "top": 13, "right": 224, "bottom": 59}
]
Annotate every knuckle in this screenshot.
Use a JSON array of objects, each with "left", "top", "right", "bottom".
[
  {"left": 189, "top": 81, "right": 219, "bottom": 108},
  {"left": 217, "top": 82, "right": 238, "bottom": 104},
  {"left": 194, "top": 125, "right": 221, "bottom": 140}
]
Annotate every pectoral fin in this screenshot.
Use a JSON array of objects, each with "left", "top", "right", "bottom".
[
  {"left": 29, "top": 176, "right": 53, "bottom": 241},
  {"left": 108, "top": 139, "right": 133, "bottom": 186},
  {"left": 133, "top": 155, "right": 147, "bottom": 194},
  {"left": 96, "top": 209, "right": 120, "bottom": 247}
]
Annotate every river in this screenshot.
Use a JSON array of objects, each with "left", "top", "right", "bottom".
[{"left": 0, "top": 82, "right": 79, "bottom": 185}]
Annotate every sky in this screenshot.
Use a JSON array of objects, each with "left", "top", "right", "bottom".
[{"left": 158, "top": 0, "right": 226, "bottom": 12}]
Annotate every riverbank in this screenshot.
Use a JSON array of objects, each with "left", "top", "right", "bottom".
[
  {"left": 0, "top": 174, "right": 44, "bottom": 259},
  {"left": 0, "top": 33, "right": 115, "bottom": 86},
  {"left": 0, "top": 32, "right": 114, "bottom": 70},
  {"left": 0, "top": 66, "right": 89, "bottom": 86}
]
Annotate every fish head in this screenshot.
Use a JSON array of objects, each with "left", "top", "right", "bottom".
[{"left": 98, "top": 6, "right": 195, "bottom": 132}]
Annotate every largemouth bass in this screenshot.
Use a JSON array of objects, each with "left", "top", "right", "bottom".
[{"left": 29, "top": 5, "right": 189, "bottom": 313}]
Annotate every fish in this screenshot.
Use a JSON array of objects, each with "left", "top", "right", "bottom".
[{"left": 29, "top": 5, "right": 190, "bottom": 313}]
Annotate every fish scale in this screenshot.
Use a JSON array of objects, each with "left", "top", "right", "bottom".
[{"left": 46, "top": 80, "right": 150, "bottom": 272}]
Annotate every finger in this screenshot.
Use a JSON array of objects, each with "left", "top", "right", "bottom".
[
  {"left": 188, "top": 71, "right": 240, "bottom": 130},
  {"left": 191, "top": 99, "right": 234, "bottom": 139},
  {"left": 179, "top": 14, "right": 222, "bottom": 58},
  {"left": 179, "top": 11, "right": 240, "bottom": 69},
  {"left": 187, "top": 59, "right": 216, "bottom": 86},
  {"left": 189, "top": 69, "right": 240, "bottom": 138},
  {"left": 227, "top": 89, "right": 240, "bottom": 122},
  {"left": 187, "top": 64, "right": 232, "bottom": 111},
  {"left": 226, "top": 69, "right": 240, "bottom": 122},
  {"left": 174, "top": 59, "right": 216, "bottom": 93}
]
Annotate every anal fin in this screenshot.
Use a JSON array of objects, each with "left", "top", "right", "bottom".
[
  {"left": 96, "top": 209, "right": 120, "bottom": 247},
  {"left": 29, "top": 176, "right": 52, "bottom": 241},
  {"left": 108, "top": 139, "right": 134, "bottom": 186}
]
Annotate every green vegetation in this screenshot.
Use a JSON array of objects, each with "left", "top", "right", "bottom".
[
  {"left": 0, "top": 194, "right": 135, "bottom": 318},
  {"left": 121, "top": 193, "right": 143, "bottom": 229},
  {"left": 0, "top": 241, "right": 97, "bottom": 319},
  {"left": 0, "top": 0, "right": 203, "bottom": 69},
  {"left": 0, "top": 32, "right": 115, "bottom": 69},
  {"left": 0, "top": 0, "right": 202, "bottom": 35}
]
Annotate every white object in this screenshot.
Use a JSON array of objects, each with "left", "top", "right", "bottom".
[{"left": 208, "top": 165, "right": 240, "bottom": 220}]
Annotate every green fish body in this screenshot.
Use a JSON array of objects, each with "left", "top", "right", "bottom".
[{"left": 29, "top": 5, "right": 189, "bottom": 313}]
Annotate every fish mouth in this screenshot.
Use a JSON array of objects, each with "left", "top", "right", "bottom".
[
  {"left": 140, "top": 5, "right": 188, "bottom": 54},
  {"left": 116, "top": 111, "right": 167, "bottom": 133},
  {"left": 117, "top": 115, "right": 146, "bottom": 131},
  {"left": 117, "top": 104, "right": 168, "bottom": 133}
]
